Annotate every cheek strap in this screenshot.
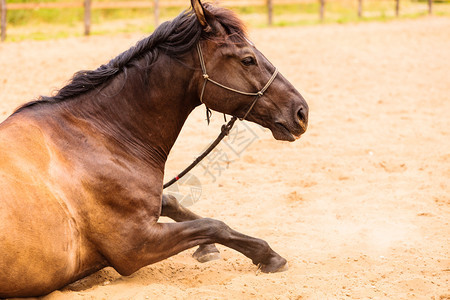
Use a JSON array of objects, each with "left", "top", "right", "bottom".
[{"left": 197, "top": 43, "right": 279, "bottom": 123}]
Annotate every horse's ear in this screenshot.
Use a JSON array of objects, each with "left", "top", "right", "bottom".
[{"left": 191, "top": 0, "right": 211, "bottom": 30}]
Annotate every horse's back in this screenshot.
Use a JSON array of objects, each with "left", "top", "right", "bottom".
[{"left": 0, "top": 114, "right": 82, "bottom": 297}]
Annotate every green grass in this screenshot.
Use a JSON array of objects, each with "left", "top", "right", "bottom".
[
  {"left": 7, "top": 8, "right": 83, "bottom": 26},
  {"left": 7, "top": 7, "right": 160, "bottom": 26},
  {"left": 2, "top": 1, "right": 450, "bottom": 42}
]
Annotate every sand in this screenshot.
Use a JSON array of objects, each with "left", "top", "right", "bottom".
[{"left": 0, "top": 17, "right": 449, "bottom": 299}]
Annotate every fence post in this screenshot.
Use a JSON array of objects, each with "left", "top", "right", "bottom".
[
  {"left": 395, "top": 0, "right": 400, "bottom": 17},
  {"left": 428, "top": 0, "right": 432, "bottom": 15},
  {"left": 319, "top": 0, "right": 325, "bottom": 21},
  {"left": 1, "top": 0, "right": 6, "bottom": 42},
  {"left": 358, "top": 0, "right": 363, "bottom": 18},
  {"left": 154, "top": 0, "right": 159, "bottom": 27},
  {"left": 267, "top": 0, "right": 273, "bottom": 26},
  {"left": 84, "top": 0, "right": 91, "bottom": 36}
]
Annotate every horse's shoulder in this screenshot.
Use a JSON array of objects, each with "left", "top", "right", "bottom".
[{"left": 0, "top": 113, "right": 50, "bottom": 168}]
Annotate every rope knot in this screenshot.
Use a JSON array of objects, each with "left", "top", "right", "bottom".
[
  {"left": 203, "top": 74, "right": 209, "bottom": 79},
  {"left": 257, "top": 91, "right": 264, "bottom": 97}
]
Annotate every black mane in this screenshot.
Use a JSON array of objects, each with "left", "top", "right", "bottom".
[{"left": 14, "top": 4, "right": 247, "bottom": 114}]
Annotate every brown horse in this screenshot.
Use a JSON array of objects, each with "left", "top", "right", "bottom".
[{"left": 0, "top": 0, "right": 308, "bottom": 297}]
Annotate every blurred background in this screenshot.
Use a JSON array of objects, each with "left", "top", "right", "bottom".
[{"left": 1, "top": 0, "right": 449, "bottom": 41}]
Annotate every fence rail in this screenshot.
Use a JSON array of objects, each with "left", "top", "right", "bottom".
[
  {"left": 5, "top": 0, "right": 311, "bottom": 10},
  {"left": 1, "top": 0, "right": 436, "bottom": 42}
]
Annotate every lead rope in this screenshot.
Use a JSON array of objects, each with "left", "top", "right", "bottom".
[
  {"left": 163, "top": 44, "right": 279, "bottom": 189},
  {"left": 163, "top": 116, "right": 237, "bottom": 189}
]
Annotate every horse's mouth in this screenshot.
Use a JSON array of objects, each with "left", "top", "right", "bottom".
[{"left": 271, "top": 122, "right": 303, "bottom": 142}]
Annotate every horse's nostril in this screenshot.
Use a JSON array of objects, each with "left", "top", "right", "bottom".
[{"left": 297, "top": 106, "right": 307, "bottom": 123}]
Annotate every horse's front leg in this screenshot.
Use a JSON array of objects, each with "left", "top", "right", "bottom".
[
  {"left": 160, "top": 194, "right": 220, "bottom": 262},
  {"left": 106, "top": 218, "right": 288, "bottom": 276}
]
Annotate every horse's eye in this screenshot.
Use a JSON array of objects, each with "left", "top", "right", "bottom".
[{"left": 241, "top": 57, "right": 256, "bottom": 66}]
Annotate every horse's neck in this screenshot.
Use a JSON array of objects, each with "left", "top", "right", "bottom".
[{"left": 64, "top": 54, "right": 199, "bottom": 168}]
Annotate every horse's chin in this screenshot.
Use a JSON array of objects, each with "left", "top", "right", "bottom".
[{"left": 270, "top": 123, "right": 301, "bottom": 142}]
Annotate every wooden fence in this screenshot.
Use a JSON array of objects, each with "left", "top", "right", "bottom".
[
  {"left": 0, "top": 0, "right": 435, "bottom": 42},
  {"left": 1, "top": 0, "right": 6, "bottom": 41}
]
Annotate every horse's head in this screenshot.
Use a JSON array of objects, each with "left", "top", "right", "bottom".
[{"left": 191, "top": 0, "right": 308, "bottom": 141}]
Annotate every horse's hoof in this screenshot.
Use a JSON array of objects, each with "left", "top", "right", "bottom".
[
  {"left": 195, "top": 252, "right": 221, "bottom": 263},
  {"left": 193, "top": 244, "right": 221, "bottom": 263},
  {"left": 259, "top": 257, "right": 289, "bottom": 273}
]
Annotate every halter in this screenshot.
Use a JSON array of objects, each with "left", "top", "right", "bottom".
[
  {"left": 162, "top": 44, "right": 279, "bottom": 189},
  {"left": 196, "top": 43, "right": 279, "bottom": 122}
]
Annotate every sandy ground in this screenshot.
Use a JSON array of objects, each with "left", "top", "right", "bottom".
[{"left": 1, "top": 16, "right": 449, "bottom": 299}]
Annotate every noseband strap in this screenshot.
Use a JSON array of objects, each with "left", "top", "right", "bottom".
[{"left": 197, "top": 43, "right": 279, "bottom": 121}]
